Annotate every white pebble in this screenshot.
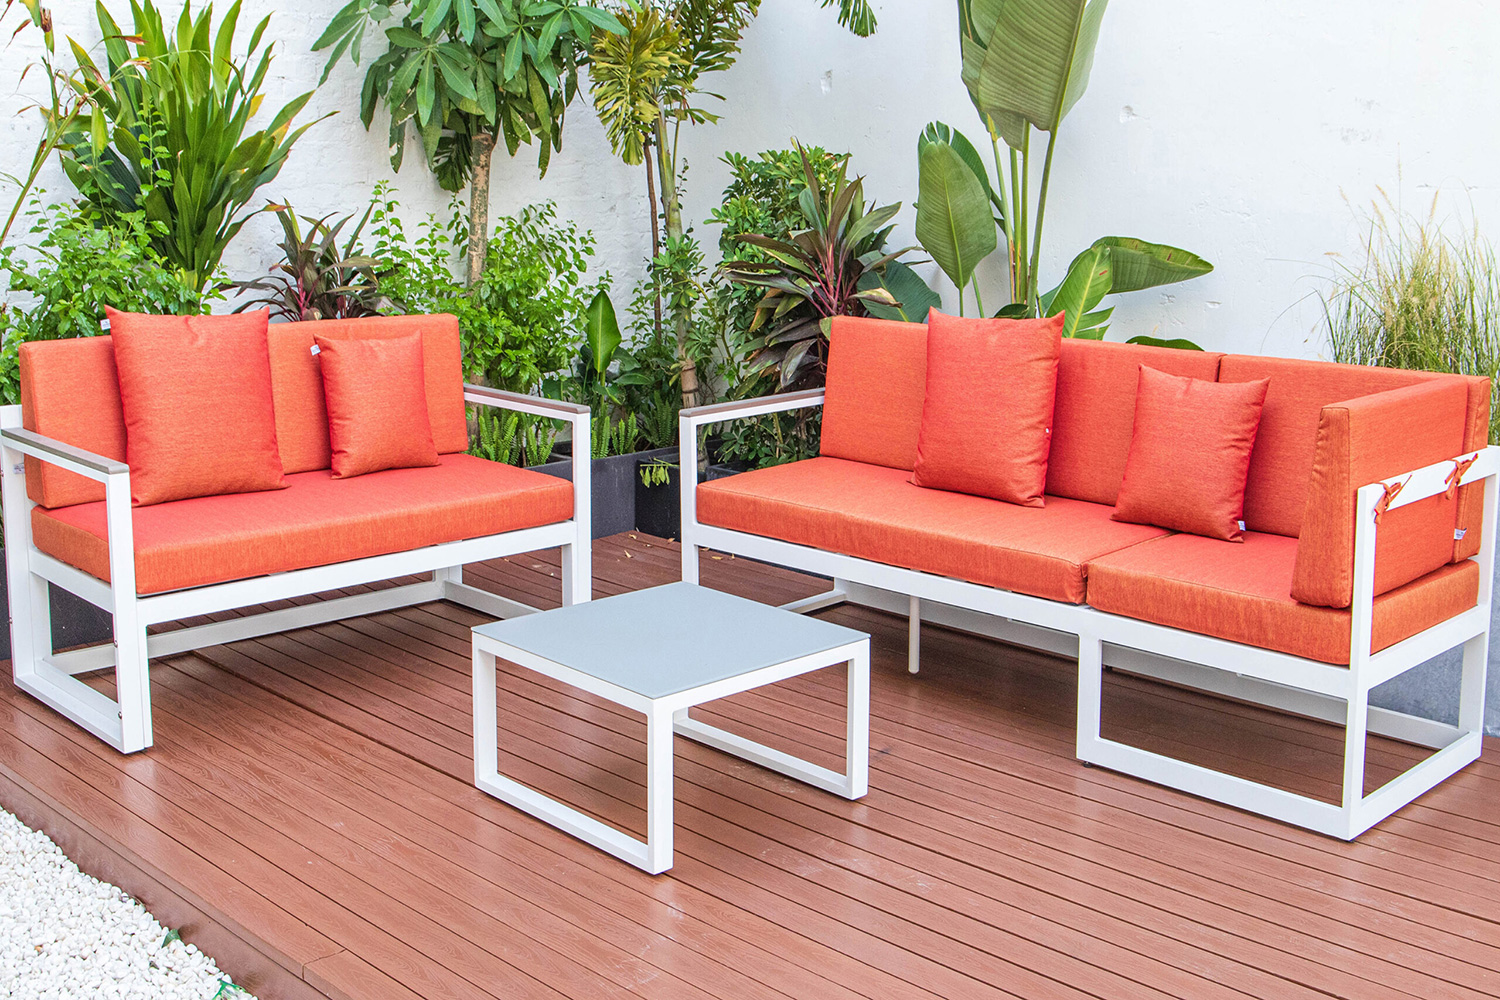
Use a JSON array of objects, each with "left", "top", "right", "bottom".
[{"left": 0, "top": 808, "right": 254, "bottom": 999}]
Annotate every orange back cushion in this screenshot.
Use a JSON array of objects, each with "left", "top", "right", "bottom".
[
  {"left": 1218, "top": 355, "right": 1459, "bottom": 537},
  {"left": 1291, "top": 380, "right": 1468, "bottom": 608},
  {"left": 819, "top": 316, "right": 929, "bottom": 471},
  {"left": 268, "top": 314, "right": 469, "bottom": 473},
  {"left": 18, "top": 337, "right": 127, "bottom": 509},
  {"left": 1047, "top": 339, "right": 1224, "bottom": 505},
  {"left": 1454, "top": 376, "right": 1492, "bottom": 561}
]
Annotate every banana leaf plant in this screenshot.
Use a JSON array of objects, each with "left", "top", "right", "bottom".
[
  {"left": 721, "top": 142, "right": 922, "bottom": 388},
  {"left": 913, "top": 0, "right": 1213, "bottom": 342},
  {"left": 57, "top": 0, "right": 324, "bottom": 294},
  {"left": 228, "top": 204, "right": 395, "bottom": 321}
]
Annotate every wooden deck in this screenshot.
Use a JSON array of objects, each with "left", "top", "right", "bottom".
[{"left": 3, "top": 533, "right": 1500, "bottom": 1000}]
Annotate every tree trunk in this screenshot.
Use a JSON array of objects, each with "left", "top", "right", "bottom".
[
  {"left": 655, "top": 117, "right": 699, "bottom": 410},
  {"left": 466, "top": 132, "right": 496, "bottom": 286},
  {"left": 644, "top": 145, "right": 663, "bottom": 340}
]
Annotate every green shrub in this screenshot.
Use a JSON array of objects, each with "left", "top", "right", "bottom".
[
  {"left": 0, "top": 196, "right": 206, "bottom": 404},
  {"left": 1323, "top": 193, "right": 1500, "bottom": 442},
  {"left": 369, "top": 186, "right": 608, "bottom": 395}
]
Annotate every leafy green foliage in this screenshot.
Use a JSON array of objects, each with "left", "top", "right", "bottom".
[
  {"left": 316, "top": 0, "right": 623, "bottom": 183},
  {"left": 470, "top": 406, "right": 560, "bottom": 465},
  {"left": 229, "top": 204, "right": 394, "bottom": 321},
  {"left": 699, "top": 146, "right": 868, "bottom": 467},
  {"left": 1324, "top": 193, "right": 1500, "bottom": 443},
  {"left": 368, "top": 187, "right": 606, "bottom": 394},
  {"left": 0, "top": 194, "right": 205, "bottom": 404},
  {"left": 592, "top": 410, "right": 639, "bottom": 458},
  {"left": 720, "top": 141, "right": 914, "bottom": 388},
  {"left": 58, "top": 0, "right": 322, "bottom": 292}
]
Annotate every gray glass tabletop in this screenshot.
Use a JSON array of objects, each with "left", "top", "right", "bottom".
[{"left": 472, "top": 582, "right": 868, "bottom": 699}]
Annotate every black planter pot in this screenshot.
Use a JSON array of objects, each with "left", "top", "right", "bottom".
[
  {"left": 530, "top": 447, "right": 677, "bottom": 539},
  {"left": 0, "top": 552, "right": 113, "bottom": 661},
  {"left": 635, "top": 457, "right": 680, "bottom": 541}
]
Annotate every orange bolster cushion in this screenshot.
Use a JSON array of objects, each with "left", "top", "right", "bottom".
[
  {"left": 1113, "top": 367, "right": 1269, "bottom": 541},
  {"left": 315, "top": 332, "right": 441, "bottom": 479},
  {"left": 107, "top": 308, "right": 286, "bottom": 506},
  {"left": 1290, "top": 379, "right": 1469, "bottom": 609},
  {"left": 911, "top": 310, "right": 1063, "bottom": 507}
]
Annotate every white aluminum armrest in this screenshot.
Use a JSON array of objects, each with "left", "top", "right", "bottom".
[
  {"left": 464, "top": 384, "right": 590, "bottom": 419},
  {"left": 0, "top": 427, "right": 129, "bottom": 483},
  {"left": 679, "top": 389, "right": 825, "bottom": 431},
  {"left": 1358, "top": 446, "right": 1499, "bottom": 516}
]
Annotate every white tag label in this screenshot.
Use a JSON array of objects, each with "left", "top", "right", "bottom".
[
  {"left": 1237, "top": 520, "right": 1246, "bottom": 532},
  {"left": 310, "top": 344, "right": 322, "bottom": 356},
  {"left": 1456, "top": 528, "right": 1468, "bottom": 541},
  {"left": 11, "top": 463, "right": 23, "bottom": 475}
]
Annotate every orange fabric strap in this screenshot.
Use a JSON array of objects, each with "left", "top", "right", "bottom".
[
  {"left": 1445, "top": 454, "right": 1478, "bottom": 500},
  {"left": 1373, "top": 477, "right": 1410, "bottom": 525}
]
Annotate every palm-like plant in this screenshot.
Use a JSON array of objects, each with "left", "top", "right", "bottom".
[
  {"left": 58, "top": 0, "right": 323, "bottom": 293},
  {"left": 721, "top": 143, "right": 911, "bottom": 388},
  {"left": 229, "top": 204, "right": 394, "bottom": 322}
]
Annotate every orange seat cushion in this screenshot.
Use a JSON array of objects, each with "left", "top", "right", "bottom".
[
  {"left": 31, "top": 454, "right": 573, "bottom": 595},
  {"left": 18, "top": 336, "right": 126, "bottom": 509},
  {"left": 1453, "top": 375, "right": 1492, "bottom": 562},
  {"left": 1291, "top": 380, "right": 1469, "bottom": 608},
  {"left": 1046, "top": 339, "right": 1224, "bottom": 506},
  {"left": 315, "top": 332, "right": 440, "bottom": 478},
  {"left": 1086, "top": 531, "right": 1480, "bottom": 664},
  {"left": 107, "top": 308, "right": 286, "bottom": 506},
  {"left": 697, "top": 457, "right": 1169, "bottom": 603},
  {"left": 268, "top": 314, "right": 470, "bottom": 474},
  {"left": 912, "top": 311, "right": 1063, "bottom": 507},
  {"left": 1113, "top": 368, "right": 1268, "bottom": 541},
  {"left": 819, "top": 316, "right": 928, "bottom": 470}
]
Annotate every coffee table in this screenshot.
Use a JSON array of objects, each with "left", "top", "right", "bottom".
[{"left": 471, "top": 582, "right": 870, "bottom": 874}]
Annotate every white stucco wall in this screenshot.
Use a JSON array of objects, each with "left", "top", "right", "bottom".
[{"left": 4, "top": 0, "right": 1497, "bottom": 359}]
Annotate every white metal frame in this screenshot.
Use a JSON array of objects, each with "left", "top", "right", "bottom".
[
  {"left": 679, "top": 392, "right": 1499, "bottom": 839},
  {"left": 1, "top": 385, "right": 592, "bottom": 755},
  {"left": 472, "top": 627, "right": 869, "bottom": 874}
]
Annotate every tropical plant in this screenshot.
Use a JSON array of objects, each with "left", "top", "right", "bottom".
[
  {"left": 369, "top": 188, "right": 607, "bottom": 395},
  {"left": 915, "top": 0, "right": 1212, "bottom": 339},
  {"left": 0, "top": 194, "right": 205, "bottom": 404},
  {"left": 315, "top": 0, "right": 624, "bottom": 284},
  {"left": 229, "top": 205, "right": 393, "bottom": 321},
  {"left": 2, "top": 0, "right": 112, "bottom": 248},
  {"left": 719, "top": 142, "right": 914, "bottom": 388},
  {"left": 470, "top": 406, "right": 561, "bottom": 466},
  {"left": 57, "top": 0, "right": 323, "bottom": 293},
  {"left": 1324, "top": 192, "right": 1500, "bottom": 442},
  {"left": 587, "top": 0, "right": 877, "bottom": 407}
]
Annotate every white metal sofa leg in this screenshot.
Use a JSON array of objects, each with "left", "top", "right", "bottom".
[
  {"left": 908, "top": 595, "right": 921, "bottom": 675},
  {"left": 679, "top": 409, "right": 701, "bottom": 586}
]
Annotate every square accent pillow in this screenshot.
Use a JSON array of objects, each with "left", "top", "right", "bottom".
[
  {"left": 1113, "top": 366, "right": 1270, "bottom": 541},
  {"left": 315, "top": 332, "right": 441, "bottom": 478},
  {"left": 911, "top": 309, "right": 1063, "bottom": 507},
  {"left": 107, "top": 307, "right": 286, "bottom": 507}
]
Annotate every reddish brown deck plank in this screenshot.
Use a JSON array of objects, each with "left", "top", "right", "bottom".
[{"left": 2, "top": 532, "right": 1498, "bottom": 1000}]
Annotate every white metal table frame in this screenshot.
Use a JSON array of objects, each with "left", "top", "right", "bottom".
[{"left": 472, "top": 630, "right": 870, "bottom": 874}]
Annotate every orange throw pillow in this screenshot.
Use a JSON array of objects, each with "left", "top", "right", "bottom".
[
  {"left": 107, "top": 307, "right": 286, "bottom": 507},
  {"left": 315, "top": 332, "right": 441, "bottom": 478},
  {"left": 911, "top": 310, "right": 1063, "bottom": 506},
  {"left": 1113, "top": 366, "right": 1269, "bottom": 541}
]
